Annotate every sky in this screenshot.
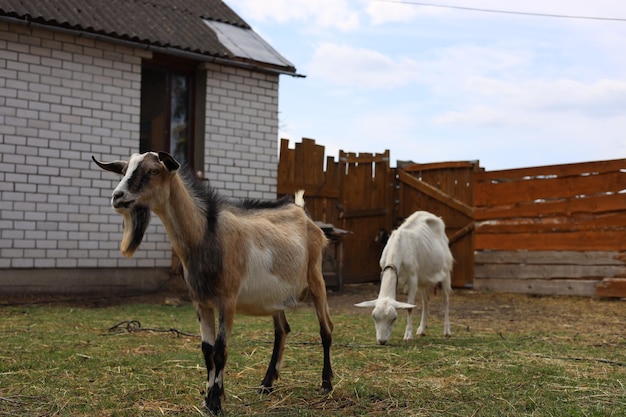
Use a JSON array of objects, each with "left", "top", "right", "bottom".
[{"left": 227, "top": 0, "right": 626, "bottom": 171}]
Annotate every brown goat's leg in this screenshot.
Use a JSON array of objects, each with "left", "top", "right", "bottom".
[
  {"left": 196, "top": 303, "right": 235, "bottom": 415},
  {"left": 307, "top": 274, "right": 334, "bottom": 393},
  {"left": 259, "top": 311, "right": 291, "bottom": 393},
  {"left": 196, "top": 305, "right": 220, "bottom": 414},
  {"left": 203, "top": 305, "right": 235, "bottom": 415}
]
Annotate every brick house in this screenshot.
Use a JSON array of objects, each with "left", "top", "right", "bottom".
[{"left": 0, "top": 0, "right": 297, "bottom": 294}]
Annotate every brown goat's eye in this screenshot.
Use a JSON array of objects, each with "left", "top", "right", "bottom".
[{"left": 149, "top": 169, "right": 160, "bottom": 175}]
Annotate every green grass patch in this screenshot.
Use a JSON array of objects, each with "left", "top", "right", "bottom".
[{"left": 1, "top": 300, "right": 625, "bottom": 416}]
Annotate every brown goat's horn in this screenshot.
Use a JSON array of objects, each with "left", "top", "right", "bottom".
[{"left": 92, "top": 156, "right": 127, "bottom": 175}]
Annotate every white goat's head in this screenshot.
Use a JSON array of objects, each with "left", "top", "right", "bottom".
[
  {"left": 355, "top": 297, "right": 415, "bottom": 345},
  {"left": 92, "top": 151, "right": 180, "bottom": 258}
]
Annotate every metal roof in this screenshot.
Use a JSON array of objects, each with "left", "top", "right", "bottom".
[{"left": 0, "top": 0, "right": 296, "bottom": 74}]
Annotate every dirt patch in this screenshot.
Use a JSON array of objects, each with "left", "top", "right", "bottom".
[
  {"left": 323, "top": 283, "right": 626, "bottom": 339},
  {"left": 2, "top": 283, "right": 624, "bottom": 340}
]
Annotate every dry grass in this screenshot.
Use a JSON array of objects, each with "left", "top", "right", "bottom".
[{"left": 1, "top": 286, "right": 625, "bottom": 416}]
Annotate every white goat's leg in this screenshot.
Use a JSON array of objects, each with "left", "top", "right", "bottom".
[
  {"left": 416, "top": 290, "right": 430, "bottom": 336},
  {"left": 403, "top": 281, "right": 417, "bottom": 341},
  {"left": 443, "top": 286, "right": 451, "bottom": 337}
]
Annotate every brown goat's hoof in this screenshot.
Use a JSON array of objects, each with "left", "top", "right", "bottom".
[
  {"left": 321, "top": 380, "right": 333, "bottom": 394},
  {"left": 258, "top": 385, "right": 274, "bottom": 395},
  {"left": 204, "top": 398, "right": 222, "bottom": 415}
]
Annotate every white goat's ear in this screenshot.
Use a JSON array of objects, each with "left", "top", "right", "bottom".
[
  {"left": 393, "top": 301, "right": 417, "bottom": 310},
  {"left": 354, "top": 300, "right": 378, "bottom": 308}
]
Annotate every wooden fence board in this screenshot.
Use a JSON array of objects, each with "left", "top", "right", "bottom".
[
  {"left": 474, "top": 249, "right": 626, "bottom": 297},
  {"left": 476, "top": 170, "right": 626, "bottom": 207},
  {"left": 474, "top": 278, "right": 599, "bottom": 297},
  {"left": 475, "top": 193, "right": 626, "bottom": 220},
  {"left": 595, "top": 278, "right": 626, "bottom": 297},
  {"left": 398, "top": 170, "right": 473, "bottom": 217},
  {"left": 476, "top": 158, "right": 626, "bottom": 182},
  {"left": 476, "top": 212, "right": 626, "bottom": 234},
  {"left": 475, "top": 264, "right": 626, "bottom": 280},
  {"left": 475, "top": 230, "right": 626, "bottom": 251},
  {"left": 475, "top": 250, "right": 626, "bottom": 266}
]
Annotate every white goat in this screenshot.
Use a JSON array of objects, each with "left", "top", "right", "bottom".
[
  {"left": 355, "top": 211, "right": 452, "bottom": 345},
  {"left": 93, "top": 152, "right": 333, "bottom": 414}
]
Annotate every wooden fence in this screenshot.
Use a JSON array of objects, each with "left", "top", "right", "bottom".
[
  {"left": 278, "top": 138, "right": 477, "bottom": 288},
  {"left": 278, "top": 138, "right": 393, "bottom": 285},
  {"left": 278, "top": 138, "right": 626, "bottom": 298},
  {"left": 474, "top": 159, "right": 626, "bottom": 297}
]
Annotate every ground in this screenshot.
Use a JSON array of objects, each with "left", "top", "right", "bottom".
[
  {"left": 325, "top": 283, "right": 625, "bottom": 337},
  {"left": 2, "top": 282, "right": 623, "bottom": 338}
]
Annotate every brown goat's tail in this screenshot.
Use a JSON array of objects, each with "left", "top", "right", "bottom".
[{"left": 294, "top": 189, "right": 305, "bottom": 208}]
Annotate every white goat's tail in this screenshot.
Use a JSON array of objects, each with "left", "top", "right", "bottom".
[{"left": 294, "top": 189, "right": 305, "bottom": 208}]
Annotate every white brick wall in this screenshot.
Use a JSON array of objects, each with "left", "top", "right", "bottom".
[
  {"left": 0, "top": 23, "right": 282, "bottom": 277},
  {"left": 0, "top": 23, "right": 172, "bottom": 270},
  {"left": 204, "top": 63, "right": 279, "bottom": 199}
]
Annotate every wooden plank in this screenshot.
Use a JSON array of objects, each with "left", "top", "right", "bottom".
[
  {"left": 342, "top": 208, "right": 387, "bottom": 219},
  {"left": 402, "top": 161, "right": 478, "bottom": 171},
  {"left": 277, "top": 138, "right": 295, "bottom": 189},
  {"left": 476, "top": 158, "right": 626, "bottom": 183},
  {"left": 475, "top": 230, "right": 626, "bottom": 251},
  {"left": 474, "top": 250, "right": 626, "bottom": 266},
  {"left": 595, "top": 278, "right": 626, "bottom": 298},
  {"left": 340, "top": 153, "right": 389, "bottom": 164},
  {"left": 475, "top": 170, "right": 626, "bottom": 207},
  {"left": 474, "top": 278, "right": 598, "bottom": 297},
  {"left": 278, "top": 184, "right": 340, "bottom": 199},
  {"left": 475, "top": 192, "right": 626, "bottom": 220},
  {"left": 301, "top": 137, "right": 325, "bottom": 186},
  {"left": 475, "top": 212, "right": 626, "bottom": 234},
  {"left": 398, "top": 169, "right": 474, "bottom": 217},
  {"left": 448, "top": 222, "right": 474, "bottom": 245},
  {"left": 474, "top": 263, "right": 626, "bottom": 280}
]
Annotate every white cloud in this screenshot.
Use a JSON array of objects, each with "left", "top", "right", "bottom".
[
  {"left": 306, "top": 41, "right": 534, "bottom": 93},
  {"left": 436, "top": 76, "right": 626, "bottom": 128},
  {"left": 365, "top": 1, "right": 422, "bottom": 25},
  {"left": 306, "top": 42, "right": 422, "bottom": 89},
  {"left": 227, "top": 0, "right": 360, "bottom": 31}
]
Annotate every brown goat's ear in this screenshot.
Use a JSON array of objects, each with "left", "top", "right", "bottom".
[
  {"left": 158, "top": 151, "right": 180, "bottom": 172},
  {"left": 92, "top": 156, "right": 127, "bottom": 175}
]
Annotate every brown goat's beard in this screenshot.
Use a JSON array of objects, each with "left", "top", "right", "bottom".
[{"left": 120, "top": 205, "right": 151, "bottom": 258}]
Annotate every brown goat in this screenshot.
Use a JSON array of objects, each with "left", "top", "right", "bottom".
[{"left": 93, "top": 151, "right": 333, "bottom": 414}]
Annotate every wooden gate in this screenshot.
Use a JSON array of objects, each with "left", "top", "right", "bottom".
[
  {"left": 277, "top": 139, "right": 394, "bottom": 284},
  {"left": 337, "top": 150, "right": 395, "bottom": 283},
  {"left": 278, "top": 138, "right": 478, "bottom": 287},
  {"left": 396, "top": 162, "right": 479, "bottom": 288}
]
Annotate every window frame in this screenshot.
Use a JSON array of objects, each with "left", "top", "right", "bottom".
[{"left": 140, "top": 55, "right": 203, "bottom": 172}]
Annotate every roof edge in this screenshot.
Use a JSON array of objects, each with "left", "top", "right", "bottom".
[{"left": 0, "top": 15, "right": 303, "bottom": 77}]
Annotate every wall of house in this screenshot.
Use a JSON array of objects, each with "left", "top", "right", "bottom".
[
  {"left": 0, "top": 22, "right": 173, "bottom": 293},
  {"left": 203, "top": 63, "right": 279, "bottom": 200},
  {"left": 0, "top": 22, "right": 281, "bottom": 294}
]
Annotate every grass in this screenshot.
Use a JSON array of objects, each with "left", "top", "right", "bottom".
[{"left": 1, "top": 293, "right": 625, "bottom": 416}]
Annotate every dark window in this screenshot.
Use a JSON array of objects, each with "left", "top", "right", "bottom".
[{"left": 140, "top": 60, "right": 197, "bottom": 170}]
